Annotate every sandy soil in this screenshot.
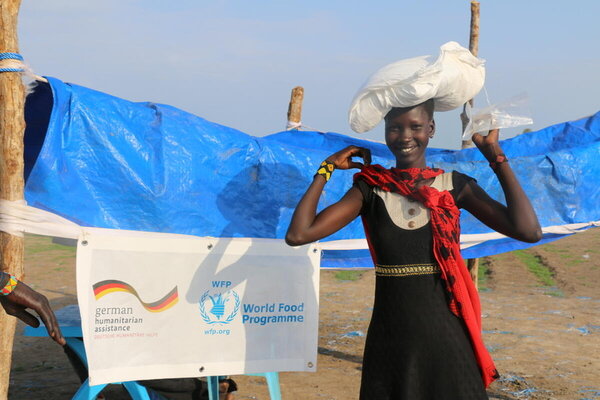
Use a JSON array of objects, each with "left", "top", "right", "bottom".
[{"left": 6, "top": 228, "right": 600, "bottom": 399}]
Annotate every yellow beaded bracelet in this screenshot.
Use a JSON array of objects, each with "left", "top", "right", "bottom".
[{"left": 315, "top": 160, "right": 335, "bottom": 182}]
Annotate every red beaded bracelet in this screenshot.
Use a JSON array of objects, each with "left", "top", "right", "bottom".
[{"left": 489, "top": 154, "right": 508, "bottom": 171}]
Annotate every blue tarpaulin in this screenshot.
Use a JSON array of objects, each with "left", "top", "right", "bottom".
[{"left": 23, "top": 77, "right": 600, "bottom": 268}]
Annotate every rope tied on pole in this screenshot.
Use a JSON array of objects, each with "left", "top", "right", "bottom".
[
  {"left": 0, "top": 52, "right": 25, "bottom": 72},
  {"left": 286, "top": 120, "right": 303, "bottom": 130},
  {"left": 0, "top": 52, "right": 47, "bottom": 88},
  {"left": 285, "top": 120, "right": 322, "bottom": 132},
  {"left": 0, "top": 52, "right": 23, "bottom": 60}
]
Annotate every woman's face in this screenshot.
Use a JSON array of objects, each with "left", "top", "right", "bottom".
[
  {"left": 384, "top": 105, "right": 434, "bottom": 169},
  {"left": 219, "top": 380, "right": 229, "bottom": 393}
]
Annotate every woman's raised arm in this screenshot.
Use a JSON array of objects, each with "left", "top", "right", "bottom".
[
  {"left": 459, "top": 129, "right": 542, "bottom": 243},
  {"left": 285, "top": 146, "right": 371, "bottom": 246}
]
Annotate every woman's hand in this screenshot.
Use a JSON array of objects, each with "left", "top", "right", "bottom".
[
  {"left": 326, "top": 146, "right": 371, "bottom": 170},
  {"left": 472, "top": 129, "right": 503, "bottom": 162},
  {"left": 0, "top": 281, "right": 66, "bottom": 346},
  {"left": 285, "top": 146, "right": 367, "bottom": 246},
  {"left": 462, "top": 128, "right": 542, "bottom": 244}
]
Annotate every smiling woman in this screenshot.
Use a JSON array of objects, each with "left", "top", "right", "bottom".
[
  {"left": 286, "top": 43, "right": 541, "bottom": 399},
  {"left": 384, "top": 99, "right": 435, "bottom": 169}
]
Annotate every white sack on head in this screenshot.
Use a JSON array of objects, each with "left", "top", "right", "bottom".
[{"left": 348, "top": 41, "right": 485, "bottom": 133}]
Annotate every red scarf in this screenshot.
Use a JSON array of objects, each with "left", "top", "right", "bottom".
[{"left": 354, "top": 164, "right": 499, "bottom": 387}]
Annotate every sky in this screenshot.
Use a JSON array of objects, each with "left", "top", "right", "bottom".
[{"left": 17, "top": 0, "right": 600, "bottom": 149}]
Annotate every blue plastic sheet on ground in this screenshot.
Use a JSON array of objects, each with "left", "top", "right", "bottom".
[{"left": 24, "top": 77, "right": 600, "bottom": 268}]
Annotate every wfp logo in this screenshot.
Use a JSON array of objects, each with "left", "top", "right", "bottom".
[{"left": 199, "top": 281, "right": 240, "bottom": 325}]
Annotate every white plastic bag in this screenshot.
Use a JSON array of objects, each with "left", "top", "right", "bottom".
[
  {"left": 462, "top": 93, "right": 533, "bottom": 139},
  {"left": 349, "top": 41, "right": 485, "bottom": 133}
]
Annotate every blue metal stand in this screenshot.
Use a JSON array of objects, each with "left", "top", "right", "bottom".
[{"left": 24, "top": 306, "right": 150, "bottom": 400}]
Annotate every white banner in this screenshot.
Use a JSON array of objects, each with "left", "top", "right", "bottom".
[{"left": 76, "top": 229, "right": 320, "bottom": 386}]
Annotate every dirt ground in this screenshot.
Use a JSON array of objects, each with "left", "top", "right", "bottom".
[{"left": 6, "top": 228, "right": 600, "bottom": 399}]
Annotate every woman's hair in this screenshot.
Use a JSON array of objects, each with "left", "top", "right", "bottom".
[
  {"left": 421, "top": 98, "right": 435, "bottom": 119},
  {"left": 385, "top": 98, "right": 435, "bottom": 121},
  {"left": 224, "top": 378, "right": 238, "bottom": 393}
]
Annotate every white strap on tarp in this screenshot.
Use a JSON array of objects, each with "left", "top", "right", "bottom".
[
  {"left": 459, "top": 221, "right": 600, "bottom": 249},
  {"left": 0, "top": 199, "right": 81, "bottom": 239},
  {"left": 317, "top": 221, "right": 600, "bottom": 251},
  {"left": 0, "top": 200, "right": 214, "bottom": 243},
  {"left": 1, "top": 198, "right": 598, "bottom": 252}
]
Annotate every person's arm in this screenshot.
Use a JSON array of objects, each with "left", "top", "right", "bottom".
[
  {"left": 285, "top": 146, "right": 371, "bottom": 246},
  {"left": 459, "top": 129, "right": 542, "bottom": 243},
  {"left": 0, "top": 271, "right": 66, "bottom": 346}
]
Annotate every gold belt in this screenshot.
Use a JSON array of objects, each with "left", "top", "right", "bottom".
[{"left": 375, "top": 263, "right": 440, "bottom": 277}]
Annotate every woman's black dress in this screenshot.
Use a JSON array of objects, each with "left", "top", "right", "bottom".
[{"left": 355, "top": 171, "right": 489, "bottom": 400}]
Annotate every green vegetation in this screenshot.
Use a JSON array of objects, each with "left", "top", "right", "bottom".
[
  {"left": 25, "top": 234, "right": 76, "bottom": 256},
  {"left": 541, "top": 245, "right": 569, "bottom": 254},
  {"left": 49, "top": 254, "right": 75, "bottom": 263},
  {"left": 513, "top": 250, "right": 565, "bottom": 296},
  {"left": 334, "top": 270, "right": 363, "bottom": 281},
  {"left": 545, "top": 289, "right": 564, "bottom": 297},
  {"left": 477, "top": 258, "right": 490, "bottom": 290},
  {"left": 513, "top": 250, "right": 556, "bottom": 287}
]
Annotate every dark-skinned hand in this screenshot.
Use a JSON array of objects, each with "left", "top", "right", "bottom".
[
  {"left": 472, "top": 128, "right": 504, "bottom": 162},
  {"left": 325, "top": 145, "right": 372, "bottom": 170},
  {"left": 0, "top": 280, "right": 66, "bottom": 346}
]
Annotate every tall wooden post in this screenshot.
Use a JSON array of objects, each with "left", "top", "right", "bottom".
[
  {"left": 467, "top": 1, "right": 480, "bottom": 61},
  {"left": 462, "top": 1, "right": 481, "bottom": 288},
  {"left": 461, "top": 0, "right": 480, "bottom": 149},
  {"left": 286, "top": 86, "right": 304, "bottom": 130},
  {"left": 0, "top": 0, "right": 26, "bottom": 397}
]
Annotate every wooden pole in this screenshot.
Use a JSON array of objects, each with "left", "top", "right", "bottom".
[
  {"left": 0, "top": 0, "right": 26, "bottom": 397},
  {"left": 286, "top": 86, "right": 304, "bottom": 130},
  {"left": 461, "top": 0, "right": 480, "bottom": 149},
  {"left": 468, "top": 1, "right": 480, "bottom": 59},
  {"left": 462, "top": 0, "right": 481, "bottom": 288}
]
